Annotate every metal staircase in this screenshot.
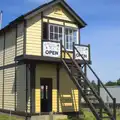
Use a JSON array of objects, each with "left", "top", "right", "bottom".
[{"left": 61, "top": 45, "right": 116, "bottom": 120}]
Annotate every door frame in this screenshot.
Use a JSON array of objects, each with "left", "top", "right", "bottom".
[{"left": 40, "top": 78, "right": 52, "bottom": 112}]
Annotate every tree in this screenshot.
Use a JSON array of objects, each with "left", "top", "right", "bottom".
[
  {"left": 105, "top": 81, "right": 117, "bottom": 86},
  {"left": 117, "top": 78, "right": 120, "bottom": 85}
]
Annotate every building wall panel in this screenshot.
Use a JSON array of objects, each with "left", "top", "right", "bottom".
[
  {"left": 16, "top": 64, "right": 26, "bottom": 112},
  {"left": 0, "top": 35, "right": 4, "bottom": 67},
  {"left": 0, "top": 70, "right": 3, "bottom": 108},
  {"left": 59, "top": 66, "right": 79, "bottom": 112},
  {"left": 4, "top": 67, "right": 15, "bottom": 111},
  {"left": 26, "top": 14, "right": 41, "bottom": 56},
  {"left": 17, "top": 23, "right": 24, "bottom": 56},
  {"left": 5, "top": 29, "right": 16, "bottom": 65}
]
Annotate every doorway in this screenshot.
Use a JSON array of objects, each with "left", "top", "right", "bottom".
[{"left": 40, "top": 78, "right": 52, "bottom": 112}]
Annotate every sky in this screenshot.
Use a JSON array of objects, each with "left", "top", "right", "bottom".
[{"left": 0, "top": 0, "right": 120, "bottom": 83}]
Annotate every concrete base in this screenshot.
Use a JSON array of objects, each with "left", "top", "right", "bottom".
[{"left": 31, "top": 114, "right": 68, "bottom": 120}]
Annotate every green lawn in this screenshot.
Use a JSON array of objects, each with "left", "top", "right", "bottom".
[
  {"left": 83, "top": 109, "right": 120, "bottom": 120},
  {"left": 0, "top": 111, "right": 120, "bottom": 120},
  {"left": 58, "top": 109, "right": 120, "bottom": 120},
  {"left": 83, "top": 110, "right": 120, "bottom": 120},
  {"left": 0, "top": 114, "right": 24, "bottom": 120}
]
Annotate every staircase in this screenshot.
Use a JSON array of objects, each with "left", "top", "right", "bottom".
[{"left": 61, "top": 45, "right": 116, "bottom": 120}]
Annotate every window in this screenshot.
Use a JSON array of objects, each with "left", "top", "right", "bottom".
[
  {"left": 49, "top": 24, "right": 64, "bottom": 42},
  {"left": 65, "top": 28, "right": 78, "bottom": 50},
  {"left": 49, "top": 24, "right": 78, "bottom": 51}
]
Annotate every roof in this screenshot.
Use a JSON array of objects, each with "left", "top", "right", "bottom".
[{"left": 0, "top": 0, "right": 87, "bottom": 34}]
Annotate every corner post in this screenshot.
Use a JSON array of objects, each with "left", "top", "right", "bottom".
[
  {"left": 56, "top": 64, "right": 60, "bottom": 113},
  {"left": 26, "top": 64, "right": 28, "bottom": 120},
  {"left": 88, "top": 44, "right": 91, "bottom": 62},
  {"left": 113, "top": 98, "right": 116, "bottom": 120},
  {"left": 73, "top": 42, "right": 75, "bottom": 60},
  {"left": 60, "top": 40, "right": 62, "bottom": 59}
]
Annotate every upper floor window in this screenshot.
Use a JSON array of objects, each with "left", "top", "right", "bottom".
[
  {"left": 49, "top": 24, "right": 78, "bottom": 51},
  {"left": 49, "top": 24, "right": 64, "bottom": 42},
  {"left": 65, "top": 28, "right": 78, "bottom": 51}
]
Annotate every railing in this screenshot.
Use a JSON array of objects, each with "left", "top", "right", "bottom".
[{"left": 73, "top": 44, "right": 116, "bottom": 119}]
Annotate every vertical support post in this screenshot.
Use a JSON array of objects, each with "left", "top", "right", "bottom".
[
  {"left": 2, "top": 30, "right": 5, "bottom": 109},
  {"left": 73, "top": 42, "right": 75, "bottom": 60},
  {"left": 23, "top": 20, "right": 26, "bottom": 56},
  {"left": 88, "top": 44, "right": 91, "bottom": 62},
  {"left": 60, "top": 40, "right": 62, "bottom": 59},
  {"left": 30, "top": 63, "right": 36, "bottom": 114},
  {"left": 98, "top": 80, "right": 100, "bottom": 96},
  {"left": 57, "top": 64, "right": 60, "bottom": 113},
  {"left": 113, "top": 98, "right": 116, "bottom": 120},
  {"left": 84, "top": 64, "right": 87, "bottom": 94},
  {"left": 26, "top": 64, "right": 28, "bottom": 120},
  {"left": 15, "top": 24, "right": 17, "bottom": 111},
  {"left": 41, "top": 12, "right": 43, "bottom": 56},
  {"left": 98, "top": 80, "right": 103, "bottom": 118}
]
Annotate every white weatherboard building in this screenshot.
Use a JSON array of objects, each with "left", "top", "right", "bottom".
[{"left": 100, "top": 86, "right": 120, "bottom": 104}]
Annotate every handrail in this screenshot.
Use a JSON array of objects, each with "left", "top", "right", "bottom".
[
  {"left": 74, "top": 46, "right": 114, "bottom": 100},
  {"left": 74, "top": 45, "right": 116, "bottom": 119}
]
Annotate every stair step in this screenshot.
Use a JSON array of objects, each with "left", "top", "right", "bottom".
[{"left": 62, "top": 59, "right": 114, "bottom": 120}]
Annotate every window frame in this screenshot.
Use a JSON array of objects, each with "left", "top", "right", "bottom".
[
  {"left": 49, "top": 24, "right": 64, "bottom": 43},
  {"left": 48, "top": 23, "right": 79, "bottom": 51},
  {"left": 64, "top": 26, "right": 79, "bottom": 51}
]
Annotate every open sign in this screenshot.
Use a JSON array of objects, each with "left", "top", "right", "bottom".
[
  {"left": 43, "top": 42, "right": 61, "bottom": 58},
  {"left": 75, "top": 46, "right": 89, "bottom": 61}
]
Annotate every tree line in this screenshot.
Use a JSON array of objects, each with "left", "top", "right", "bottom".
[{"left": 91, "top": 78, "right": 120, "bottom": 88}]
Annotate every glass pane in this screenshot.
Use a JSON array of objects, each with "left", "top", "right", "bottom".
[
  {"left": 50, "top": 33, "right": 53, "bottom": 40},
  {"left": 70, "top": 42, "right": 73, "bottom": 50},
  {"left": 69, "top": 29, "right": 72, "bottom": 35},
  {"left": 65, "top": 28, "right": 68, "bottom": 35},
  {"left": 54, "top": 33, "right": 58, "bottom": 40},
  {"left": 50, "top": 26, "right": 53, "bottom": 32},
  {"left": 41, "top": 85, "right": 44, "bottom": 99},
  {"left": 65, "top": 36, "right": 68, "bottom": 49},
  {"left": 73, "top": 30, "right": 77, "bottom": 44},
  {"left": 59, "top": 27, "right": 62, "bottom": 33},
  {"left": 55, "top": 26, "right": 58, "bottom": 33},
  {"left": 46, "top": 86, "right": 48, "bottom": 99},
  {"left": 59, "top": 34, "right": 62, "bottom": 41}
]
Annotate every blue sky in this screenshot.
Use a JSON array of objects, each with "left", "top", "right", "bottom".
[{"left": 0, "top": 0, "right": 120, "bottom": 83}]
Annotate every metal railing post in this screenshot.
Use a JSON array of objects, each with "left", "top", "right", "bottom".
[
  {"left": 113, "top": 98, "right": 116, "bottom": 120},
  {"left": 98, "top": 80, "right": 100, "bottom": 96},
  {"left": 60, "top": 40, "right": 62, "bottom": 59},
  {"left": 73, "top": 42, "right": 75, "bottom": 59}
]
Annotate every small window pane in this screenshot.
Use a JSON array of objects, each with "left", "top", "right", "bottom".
[
  {"left": 59, "top": 34, "right": 62, "bottom": 41},
  {"left": 55, "top": 26, "right": 58, "bottom": 33},
  {"left": 50, "top": 33, "right": 53, "bottom": 40},
  {"left": 69, "top": 29, "right": 72, "bottom": 35},
  {"left": 59, "top": 27, "right": 62, "bottom": 33},
  {"left": 41, "top": 86, "right": 44, "bottom": 99},
  {"left": 65, "top": 28, "right": 68, "bottom": 35},
  {"left": 54, "top": 33, "right": 58, "bottom": 40},
  {"left": 50, "top": 26, "right": 53, "bottom": 32},
  {"left": 46, "top": 86, "right": 48, "bottom": 99}
]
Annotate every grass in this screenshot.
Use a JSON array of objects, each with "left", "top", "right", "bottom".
[
  {"left": 58, "top": 109, "right": 120, "bottom": 120},
  {"left": 0, "top": 114, "right": 24, "bottom": 120},
  {"left": 0, "top": 110, "right": 120, "bottom": 120},
  {"left": 83, "top": 109, "right": 120, "bottom": 120}
]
